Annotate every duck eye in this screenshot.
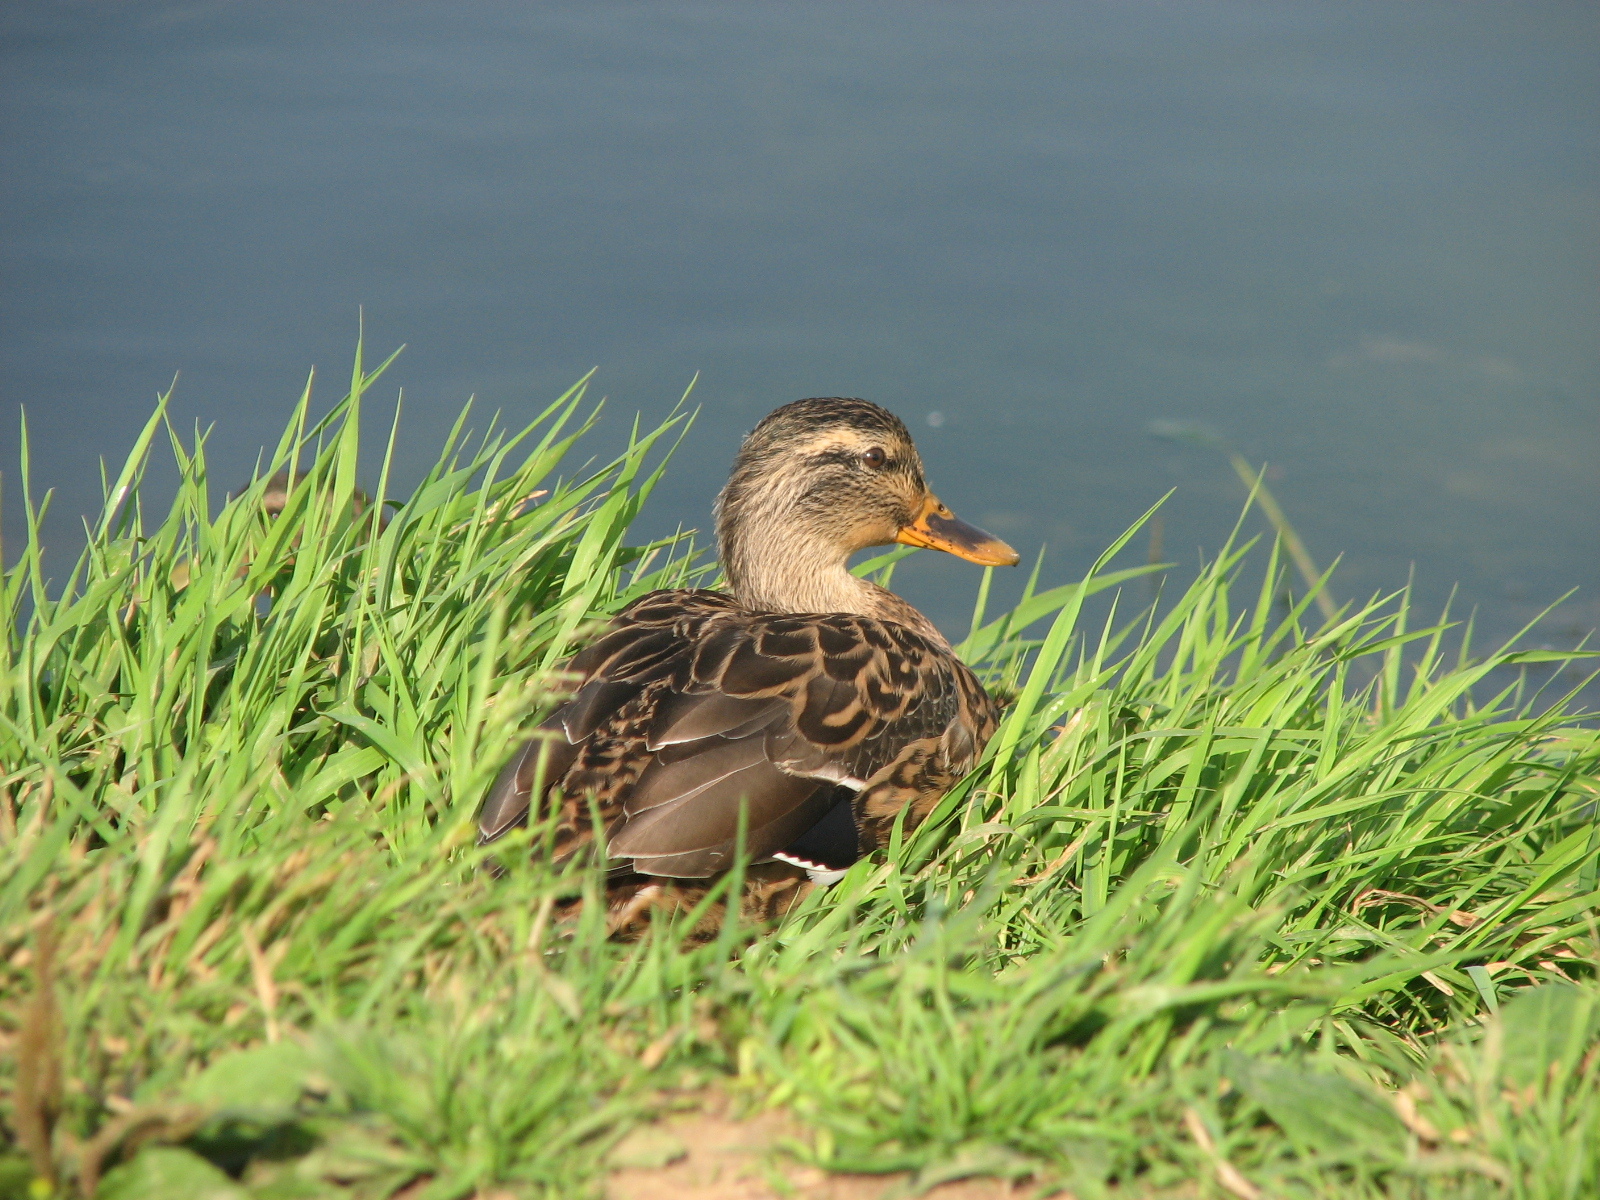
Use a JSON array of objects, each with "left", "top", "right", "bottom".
[{"left": 862, "top": 446, "right": 888, "bottom": 468}]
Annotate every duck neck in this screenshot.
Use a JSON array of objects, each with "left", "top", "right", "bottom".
[
  {"left": 721, "top": 521, "right": 872, "bottom": 617},
  {"left": 716, "top": 509, "right": 949, "bottom": 647}
]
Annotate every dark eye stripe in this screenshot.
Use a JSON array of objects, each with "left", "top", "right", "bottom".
[
  {"left": 812, "top": 448, "right": 860, "bottom": 468},
  {"left": 812, "top": 447, "right": 893, "bottom": 466}
]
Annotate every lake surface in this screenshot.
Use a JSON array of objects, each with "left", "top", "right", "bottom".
[{"left": 3, "top": 1, "right": 1596, "bottom": 667}]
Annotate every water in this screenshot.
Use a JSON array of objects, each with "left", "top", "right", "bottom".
[{"left": 3, "top": 1, "right": 1596, "bottom": 670}]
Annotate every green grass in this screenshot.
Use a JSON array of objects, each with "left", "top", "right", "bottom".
[{"left": 2, "top": 350, "right": 1597, "bottom": 1199}]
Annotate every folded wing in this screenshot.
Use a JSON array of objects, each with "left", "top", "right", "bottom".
[{"left": 476, "top": 589, "right": 981, "bottom": 877}]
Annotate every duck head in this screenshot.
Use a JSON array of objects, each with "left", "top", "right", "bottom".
[{"left": 715, "top": 398, "right": 1018, "bottom": 629}]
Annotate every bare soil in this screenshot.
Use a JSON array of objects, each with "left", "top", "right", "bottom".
[{"left": 605, "top": 1095, "right": 1037, "bottom": 1200}]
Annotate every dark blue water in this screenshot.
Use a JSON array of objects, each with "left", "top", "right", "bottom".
[{"left": 3, "top": 1, "right": 1596, "bottom": 666}]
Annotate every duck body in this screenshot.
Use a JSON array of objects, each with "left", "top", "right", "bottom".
[
  {"left": 479, "top": 397, "right": 1018, "bottom": 930},
  {"left": 480, "top": 587, "right": 999, "bottom": 881}
]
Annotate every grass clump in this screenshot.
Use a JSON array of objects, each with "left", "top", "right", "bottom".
[{"left": 1, "top": 350, "right": 1596, "bottom": 1199}]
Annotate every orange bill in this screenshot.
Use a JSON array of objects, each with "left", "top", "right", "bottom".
[{"left": 895, "top": 495, "right": 1020, "bottom": 567}]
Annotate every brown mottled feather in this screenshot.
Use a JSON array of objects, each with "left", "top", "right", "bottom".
[{"left": 478, "top": 589, "right": 999, "bottom": 875}]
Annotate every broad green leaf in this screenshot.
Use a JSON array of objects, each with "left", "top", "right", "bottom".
[
  {"left": 178, "top": 1041, "right": 319, "bottom": 1118},
  {"left": 1498, "top": 984, "right": 1600, "bottom": 1087},
  {"left": 1227, "top": 1054, "right": 1407, "bottom": 1161},
  {"left": 97, "top": 1148, "right": 249, "bottom": 1200}
]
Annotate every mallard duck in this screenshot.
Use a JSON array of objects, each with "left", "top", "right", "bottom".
[{"left": 478, "top": 397, "right": 1019, "bottom": 931}]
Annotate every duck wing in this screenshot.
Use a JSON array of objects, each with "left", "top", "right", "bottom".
[{"left": 477, "top": 588, "right": 995, "bottom": 878}]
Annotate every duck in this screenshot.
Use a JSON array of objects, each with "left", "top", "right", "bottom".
[{"left": 477, "top": 397, "right": 1019, "bottom": 933}]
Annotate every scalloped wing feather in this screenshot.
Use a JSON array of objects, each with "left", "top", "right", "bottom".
[{"left": 477, "top": 588, "right": 999, "bottom": 878}]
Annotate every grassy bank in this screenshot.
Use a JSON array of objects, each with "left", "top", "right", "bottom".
[{"left": 2, "top": 356, "right": 1597, "bottom": 1199}]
